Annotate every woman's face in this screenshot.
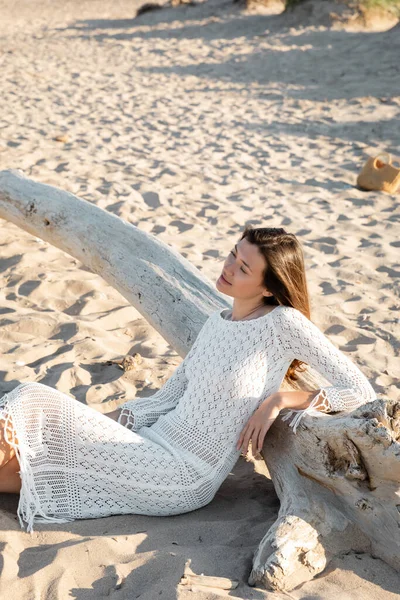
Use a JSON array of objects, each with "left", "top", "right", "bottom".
[{"left": 216, "top": 238, "right": 270, "bottom": 300}]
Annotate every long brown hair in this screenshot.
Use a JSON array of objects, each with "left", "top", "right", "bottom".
[{"left": 239, "top": 224, "right": 311, "bottom": 383}]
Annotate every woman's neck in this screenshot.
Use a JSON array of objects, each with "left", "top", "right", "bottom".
[{"left": 227, "top": 303, "right": 273, "bottom": 322}]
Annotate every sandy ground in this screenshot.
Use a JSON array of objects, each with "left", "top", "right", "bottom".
[{"left": 0, "top": 0, "right": 399, "bottom": 598}]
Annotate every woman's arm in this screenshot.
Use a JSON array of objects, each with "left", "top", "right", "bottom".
[
  {"left": 116, "top": 359, "right": 189, "bottom": 431},
  {"left": 274, "top": 307, "right": 377, "bottom": 433},
  {"left": 102, "top": 363, "right": 186, "bottom": 429},
  {"left": 108, "top": 315, "right": 211, "bottom": 431},
  {"left": 278, "top": 390, "right": 326, "bottom": 410}
]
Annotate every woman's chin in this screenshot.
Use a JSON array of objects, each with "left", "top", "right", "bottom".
[{"left": 216, "top": 278, "right": 232, "bottom": 295}]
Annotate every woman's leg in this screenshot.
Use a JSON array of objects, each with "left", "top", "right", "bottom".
[
  {"left": 0, "top": 455, "right": 21, "bottom": 493},
  {"left": 0, "top": 417, "right": 16, "bottom": 467},
  {"left": 0, "top": 418, "right": 21, "bottom": 493}
]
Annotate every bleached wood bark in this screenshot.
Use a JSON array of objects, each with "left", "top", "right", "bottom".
[
  {"left": 249, "top": 396, "right": 400, "bottom": 591},
  {"left": 0, "top": 169, "right": 226, "bottom": 357},
  {"left": 0, "top": 169, "right": 399, "bottom": 591}
]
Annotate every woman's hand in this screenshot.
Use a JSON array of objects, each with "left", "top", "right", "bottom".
[{"left": 236, "top": 393, "right": 282, "bottom": 456}]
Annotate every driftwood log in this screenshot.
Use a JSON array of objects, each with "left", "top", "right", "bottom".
[
  {"left": 0, "top": 169, "right": 223, "bottom": 357},
  {"left": 0, "top": 169, "right": 399, "bottom": 592},
  {"left": 250, "top": 397, "right": 400, "bottom": 590}
]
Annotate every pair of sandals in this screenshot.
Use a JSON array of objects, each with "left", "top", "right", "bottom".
[{"left": 357, "top": 152, "right": 400, "bottom": 194}]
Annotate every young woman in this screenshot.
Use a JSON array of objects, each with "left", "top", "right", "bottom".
[{"left": 0, "top": 226, "right": 377, "bottom": 532}]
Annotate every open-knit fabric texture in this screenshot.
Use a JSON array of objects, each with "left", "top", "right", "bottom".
[{"left": 0, "top": 305, "right": 377, "bottom": 532}]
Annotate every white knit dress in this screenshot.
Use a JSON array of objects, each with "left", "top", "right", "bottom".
[{"left": 0, "top": 305, "right": 377, "bottom": 533}]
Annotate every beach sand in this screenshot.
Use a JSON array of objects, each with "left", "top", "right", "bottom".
[{"left": 0, "top": 0, "right": 399, "bottom": 598}]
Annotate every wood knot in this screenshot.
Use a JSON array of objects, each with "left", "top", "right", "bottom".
[
  {"left": 355, "top": 497, "right": 374, "bottom": 511},
  {"left": 26, "top": 202, "right": 37, "bottom": 215},
  {"left": 346, "top": 463, "right": 367, "bottom": 481}
]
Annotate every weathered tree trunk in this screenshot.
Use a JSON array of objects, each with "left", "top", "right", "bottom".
[
  {"left": 250, "top": 396, "right": 400, "bottom": 591},
  {"left": 0, "top": 169, "right": 399, "bottom": 591},
  {"left": 0, "top": 169, "right": 225, "bottom": 357}
]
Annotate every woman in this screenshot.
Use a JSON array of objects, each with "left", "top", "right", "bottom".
[{"left": 0, "top": 226, "right": 377, "bottom": 532}]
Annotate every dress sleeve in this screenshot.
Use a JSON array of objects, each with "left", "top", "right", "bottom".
[
  {"left": 275, "top": 307, "right": 377, "bottom": 434},
  {"left": 117, "top": 316, "right": 209, "bottom": 431}
]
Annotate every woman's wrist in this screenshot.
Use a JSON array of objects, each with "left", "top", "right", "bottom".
[{"left": 274, "top": 390, "right": 322, "bottom": 410}]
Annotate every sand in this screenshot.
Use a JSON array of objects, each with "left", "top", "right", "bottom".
[{"left": 0, "top": 0, "right": 399, "bottom": 598}]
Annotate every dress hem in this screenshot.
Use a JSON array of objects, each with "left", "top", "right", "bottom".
[{"left": 0, "top": 387, "right": 75, "bottom": 534}]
